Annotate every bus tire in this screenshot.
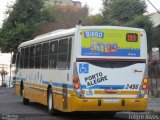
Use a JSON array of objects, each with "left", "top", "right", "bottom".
[
  {"left": 48, "top": 87, "right": 57, "bottom": 115},
  {"left": 20, "top": 81, "right": 24, "bottom": 96},
  {"left": 107, "top": 112, "right": 116, "bottom": 116},
  {"left": 23, "top": 97, "right": 29, "bottom": 105}
]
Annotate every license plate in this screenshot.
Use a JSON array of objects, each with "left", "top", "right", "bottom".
[{"left": 104, "top": 99, "right": 119, "bottom": 103}]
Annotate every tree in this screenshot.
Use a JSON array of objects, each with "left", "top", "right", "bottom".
[
  {"left": 0, "top": 68, "right": 8, "bottom": 87},
  {"left": 102, "top": 0, "right": 147, "bottom": 24},
  {"left": 0, "top": 0, "right": 54, "bottom": 52},
  {"left": 152, "top": 26, "right": 160, "bottom": 47},
  {"left": 38, "top": 5, "right": 89, "bottom": 34},
  {"left": 86, "top": 14, "right": 104, "bottom": 25}
]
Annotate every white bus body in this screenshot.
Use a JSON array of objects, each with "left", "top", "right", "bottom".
[{"left": 15, "top": 26, "right": 148, "bottom": 113}]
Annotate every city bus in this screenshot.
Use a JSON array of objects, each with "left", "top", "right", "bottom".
[{"left": 15, "top": 25, "right": 148, "bottom": 115}]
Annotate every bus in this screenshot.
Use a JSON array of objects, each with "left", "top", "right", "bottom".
[{"left": 15, "top": 25, "right": 148, "bottom": 115}]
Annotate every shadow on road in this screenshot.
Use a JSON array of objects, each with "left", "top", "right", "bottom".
[
  {"left": 57, "top": 113, "right": 127, "bottom": 120},
  {"left": 23, "top": 102, "right": 127, "bottom": 120},
  {"left": 26, "top": 102, "right": 48, "bottom": 114}
]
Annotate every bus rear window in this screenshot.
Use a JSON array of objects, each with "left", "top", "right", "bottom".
[{"left": 77, "top": 60, "right": 146, "bottom": 68}]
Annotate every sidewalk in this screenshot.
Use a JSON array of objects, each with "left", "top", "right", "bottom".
[{"left": 147, "top": 97, "right": 160, "bottom": 113}]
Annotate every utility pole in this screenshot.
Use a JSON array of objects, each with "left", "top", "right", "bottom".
[{"left": 9, "top": 51, "right": 12, "bottom": 88}]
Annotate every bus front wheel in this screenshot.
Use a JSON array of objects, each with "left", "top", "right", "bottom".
[{"left": 20, "top": 81, "right": 24, "bottom": 96}]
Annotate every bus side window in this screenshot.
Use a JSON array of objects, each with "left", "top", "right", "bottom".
[
  {"left": 67, "top": 37, "right": 72, "bottom": 69},
  {"left": 29, "top": 46, "right": 35, "bottom": 68},
  {"left": 49, "top": 41, "right": 58, "bottom": 68},
  {"left": 24, "top": 47, "right": 29, "bottom": 68},
  {"left": 42, "top": 42, "right": 49, "bottom": 68},
  {"left": 35, "top": 44, "right": 42, "bottom": 68},
  {"left": 20, "top": 48, "right": 24, "bottom": 68},
  {"left": 57, "top": 38, "right": 68, "bottom": 69}
]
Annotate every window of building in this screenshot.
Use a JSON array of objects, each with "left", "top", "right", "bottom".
[
  {"left": 29, "top": 46, "right": 35, "bottom": 68},
  {"left": 35, "top": 44, "right": 42, "bottom": 68},
  {"left": 49, "top": 41, "right": 58, "bottom": 68},
  {"left": 42, "top": 42, "right": 49, "bottom": 68}
]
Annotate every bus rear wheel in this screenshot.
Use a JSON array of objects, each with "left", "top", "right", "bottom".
[
  {"left": 22, "top": 88, "right": 29, "bottom": 105},
  {"left": 48, "top": 88, "right": 57, "bottom": 115},
  {"left": 23, "top": 97, "right": 29, "bottom": 105},
  {"left": 107, "top": 112, "right": 116, "bottom": 116}
]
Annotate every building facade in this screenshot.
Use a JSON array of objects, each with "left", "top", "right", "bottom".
[
  {"left": 149, "top": 12, "right": 160, "bottom": 27},
  {"left": 0, "top": 52, "right": 15, "bottom": 87},
  {"left": 45, "top": 0, "right": 81, "bottom": 7}
]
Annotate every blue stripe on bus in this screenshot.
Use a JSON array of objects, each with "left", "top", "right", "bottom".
[
  {"left": 42, "top": 81, "right": 125, "bottom": 89},
  {"left": 80, "top": 85, "right": 125, "bottom": 89},
  {"left": 52, "top": 82, "right": 63, "bottom": 87},
  {"left": 16, "top": 78, "right": 125, "bottom": 90},
  {"left": 42, "top": 80, "right": 49, "bottom": 85},
  {"left": 15, "top": 77, "right": 26, "bottom": 81}
]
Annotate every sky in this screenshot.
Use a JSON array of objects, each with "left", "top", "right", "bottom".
[{"left": 0, "top": 0, "right": 160, "bottom": 27}]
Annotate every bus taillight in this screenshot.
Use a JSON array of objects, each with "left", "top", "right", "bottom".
[
  {"left": 138, "top": 78, "right": 149, "bottom": 98},
  {"left": 143, "top": 78, "right": 148, "bottom": 84},
  {"left": 73, "top": 76, "right": 84, "bottom": 97},
  {"left": 142, "top": 84, "right": 148, "bottom": 90},
  {"left": 73, "top": 77, "right": 80, "bottom": 89},
  {"left": 73, "top": 77, "right": 79, "bottom": 83},
  {"left": 74, "top": 83, "right": 80, "bottom": 89},
  {"left": 142, "top": 78, "right": 149, "bottom": 90}
]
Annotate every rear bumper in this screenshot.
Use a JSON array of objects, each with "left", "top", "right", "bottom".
[{"left": 69, "top": 96, "right": 148, "bottom": 112}]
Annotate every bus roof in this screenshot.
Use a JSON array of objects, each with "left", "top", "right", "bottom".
[
  {"left": 18, "top": 26, "right": 145, "bottom": 49},
  {"left": 18, "top": 28, "right": 76, "bottom": 48}
]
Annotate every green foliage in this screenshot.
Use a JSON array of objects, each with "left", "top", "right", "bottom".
[
  {"left": 124, "top": 15, "right": 154, "bottom": 50},
  {"left": 38, "top": 5, "right": 89, "bottom": 34},
  {"left": 102, "top": 0, "right": 147, "bottom": 23},
  {"left": 86, "top": 14, "right": 119, "bottom": 26},
  {"left": 86, "top": 14, "right": 104, "bottom": 25},
  {"left": 0, "top": 0, "right": 54, "bottom": 52}
]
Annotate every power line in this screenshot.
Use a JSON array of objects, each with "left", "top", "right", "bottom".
[
  {"left": 114, "top": 3, "right": 144, "bottom": 21},
  {"left": 147, "top": 0, "right": 160, "bottom": 14},
  {"left": 103, "top": 1, "right": 146, "bottom": 24},
  {"left": 108, "top": 2, "right": 145, "bottom": 24},
  {"left": 105, "top": 1, "right": 139, "bottom": 18}
]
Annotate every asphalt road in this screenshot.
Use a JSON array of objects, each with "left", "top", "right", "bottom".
[{"left": 0, "top": 87, "right": 159, "bottom": 120}]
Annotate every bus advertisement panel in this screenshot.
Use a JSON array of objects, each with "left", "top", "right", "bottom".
[{"left": 81, "top": 29, "right": 140, "bottom": 57}]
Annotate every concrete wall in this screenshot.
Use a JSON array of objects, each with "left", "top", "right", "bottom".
[
  {"left": 0, "top": 53, "right": 15, "bottom": 87},
  {"left": 150, "top": 12, "right": 160, "bottom": 27},
  {"left": 45, "top": 0, "right": 81, "bottom": 7},
  {"left": 46, "top": 0, "right": 74, "bottom": 6}
]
